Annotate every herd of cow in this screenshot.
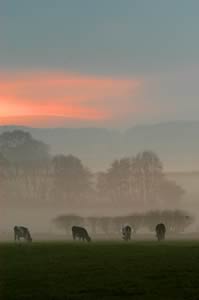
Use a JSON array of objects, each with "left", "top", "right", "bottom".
[{"left": 13, "top": 223, "right": 166, "bottom": 243}]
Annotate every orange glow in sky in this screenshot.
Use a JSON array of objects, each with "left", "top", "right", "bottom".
[{"left": 0, "top": 71, "right": 141, "bottom": 127}]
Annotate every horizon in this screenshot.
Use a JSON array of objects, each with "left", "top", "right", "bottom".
[
  {"left": 1, "top": 120, "right": 199, "bottom": 173},
  {"left": 2, "top": 3, "right": 199, "bottom": 299},
  {"left": 1, "top": 119, "right": 199, "bottom": 130}
]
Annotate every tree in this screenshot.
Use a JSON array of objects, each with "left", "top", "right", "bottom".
[
  {"left": 53, "top": 214, "right": 84, "bottom": 234},
  {"left": 144, "top": 210, "right": 194, "bottom": 233},
  {"left": 0, "top": 130, "right": 51, "bottom": 204},
  {"left": 0, "top": 130, "right": 49, "bottom": 164},
  {"left": 52, "top": 154, "right": 93, "bottom": 204},
  {"left": 86, "top": 217, "right": 99, "bottom": 235},
  {"left": 96, "top": 150, "right": 185, "bottom": 209},
  {"left": 98, "top": 217, "right": 111, "bottom": 235},
  {"left": 125, "top": 214, "right": 144, "bottom": 233},
  {"left": 133, "top": 151, "right": 163, "bottom": 206},
  {"left": 96, "top": 172, "right": 108, "bottom": 197},
  {"left": 97, "top": 158, "right": 131, "bottom": 203},
  {"left": 158, "top": 179, "right": 185, "bottom": 208},
  {"left": 112, "top": 216, "right": 126, "bottom": 232}
]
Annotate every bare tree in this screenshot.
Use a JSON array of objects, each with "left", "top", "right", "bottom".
[
  {"left": 0, "top": 130, "right": 50, "bottom": 205},
  {"left": 133, "top": 151, "right": 163, "bottom": 207},
  {"left": 97, "top": 158, "right": 131, "bottom": 203},
  {"left": 52, "top": 154, "right": 93, "bottom": 205},
  {"left": 53, "top": 214, "right": 84, "bottom": 234}
]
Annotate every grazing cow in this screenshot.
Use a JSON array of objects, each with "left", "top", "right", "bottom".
[
  {"left": 14, "top": 226, "right": 32, "bottom": 242},
  {"left": 122, "top": 225, "right": 132, "bottom": 241},
  {"left": 72, "top": 226, "right": 91, "bottom": 242},
  {"left": 155, "top": 223, "right": 166, "bottom": 241}
]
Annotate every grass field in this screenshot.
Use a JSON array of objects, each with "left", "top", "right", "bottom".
[{"left": 1, "top": 241, "right": 199, "bottom": 300}]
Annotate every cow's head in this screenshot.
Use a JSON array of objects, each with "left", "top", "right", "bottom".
[
  {"left": 87, "top": 236, "right": 91, "bottom": 242},
  {"left": 27, "top": 234, "right": 32, "bottom": 242}
]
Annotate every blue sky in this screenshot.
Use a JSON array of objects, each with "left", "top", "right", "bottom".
[{"left": 0, "top": 0, "right": 199, "bottom": 127}]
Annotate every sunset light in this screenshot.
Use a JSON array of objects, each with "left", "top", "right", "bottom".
[
  {"left": 2, "top": 1, "right": 199, "bottom": 299},
  {"left": 0, "top": 72, "right": 140, "bottom": 126}
]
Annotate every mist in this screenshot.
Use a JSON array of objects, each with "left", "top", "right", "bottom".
[{"left": 1, "top": 125, "right": 198, "bottom": 241}]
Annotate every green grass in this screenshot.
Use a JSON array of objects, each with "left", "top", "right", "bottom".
[{"left": 1, "top": 241, "right": 199, "bottom": 300}]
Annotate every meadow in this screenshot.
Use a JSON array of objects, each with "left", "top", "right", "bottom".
[{"left": 1, "top": 241, "right": 199, "bottom": 300}]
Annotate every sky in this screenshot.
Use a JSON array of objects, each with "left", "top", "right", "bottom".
[{"left": 0, "top": 0, "right": 199, "bottom": 128}]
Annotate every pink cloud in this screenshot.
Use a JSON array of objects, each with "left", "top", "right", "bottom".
[{"left": 0, "top": 71, "right": 141, "bottom": 126}]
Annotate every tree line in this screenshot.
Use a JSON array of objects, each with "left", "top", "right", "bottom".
[
  {"left": 53, "top": 210, "right": 193, "bottom": 235},
  {"left": 0, "top": 130, "right": 185, "bottom": 209}
]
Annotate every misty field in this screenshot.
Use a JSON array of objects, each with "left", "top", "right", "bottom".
[{"left": 1, "top": 241, "right": 199, "bottom": 300}]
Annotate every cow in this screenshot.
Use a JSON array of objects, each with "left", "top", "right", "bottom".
[
  {"left": 14, "top": 226, "right": 32, "bottom": 242},
  {"left": 155, "top": 223, "right": 166, "bottom": 241},
  {"left": 72, "top": 226, "right": 91, "bottom": 242},
  {"left": 122, "top": 225, "right": 132, "bottom": 241}
]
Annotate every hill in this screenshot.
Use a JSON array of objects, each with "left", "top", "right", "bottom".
[{"left": 0, "top": 121, "right": 199, "bottom": 171}]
